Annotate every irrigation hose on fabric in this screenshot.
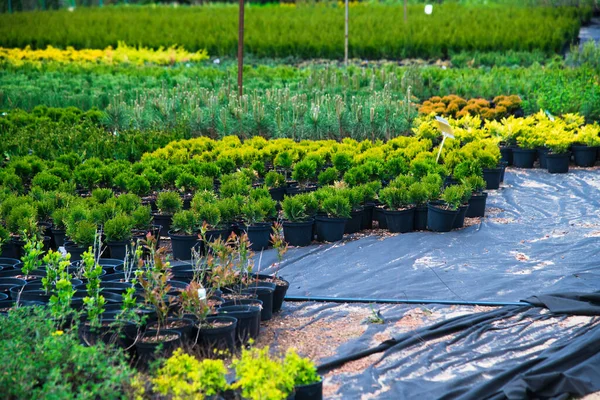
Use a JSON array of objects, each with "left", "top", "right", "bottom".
[{"left": 283, "top": 295, "right": 532, "bottom": 373}]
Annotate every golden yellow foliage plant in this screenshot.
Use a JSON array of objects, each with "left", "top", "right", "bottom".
[{"left": 0, "top": 42, "right": 208, "bottom": 67}]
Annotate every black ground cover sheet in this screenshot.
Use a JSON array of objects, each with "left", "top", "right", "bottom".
[{"left": 260, "top": 168, "right": 600, "bottom": 399}]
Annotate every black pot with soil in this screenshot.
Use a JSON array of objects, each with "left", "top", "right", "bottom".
[
  {"left": 452, "top": 204, "right": 470, "bottom": 229},
  {"left": 315, "top": 216, "right": 347, "bottom": 242},
  {"left": 147, "top": 317, "right": 195, "bottom": 343},
  {"left": 194, "top": 316, "right": 237, "bottom": 355},
  {"left": 241, "top": 283, "right": 275, "bottom": 321},
  {"left": 427, "top": 202, "right": 458, "bottom": 233},
  {"left": 482, "top": 167, "right": 502, "bottom": 190},
  {"left": 344, "top": 209, "right": 364, "bottom": 234},
  {"left": 572, "top": 145, "right": 598, "bottom": 167},
  {"left": 169, "top": 231, "right": 200, "bottom": 261},
  {"left": 546, "top": 152, "right": 571, "bottom": 174},
  {"left": 152, "top": 214, "right": 172, "bottom": 237},
  {"left": 106, "top": 241, "right": 128, "bottom": 261},
  {"left": 51, "top": 228, "right": 66, "bottom": 247},
  {"left": 243, "top": 223, "right": 272, "bottom": 251},
  {"left": 414, "top": 205, "right": 428, "bottom": 231},
  {"left": 500, "top": 146, "right": 513, "bottom": 166},
  {"left": 251, "top": 273, "right": 289, "bottom": 313},
  {"left": 135, "top": 329, "right": 182, "bottom": 365},
  {"left": 384, "top": 208, "right": 415, "bottom": 234},
  {"left": 269, "top": 187, "right": 286, "bottom": 202},
  {"left": 64, "top": 243, "right": 87, "bottom": 262},
  {"left": 295, "top": 378, "right": 323, "bottom": 400},
  {"left": 512, "top": 148, "right": 536, "bottom": 168},
  {"left": 361, "top": 203, "right": 375, "bottom": 230},
  {"left": 217, "top": 305, "right": 261, "bottom": 346},
  {"left": 466, "top": 192, "right": 488, "bottom": 218},
  {"left": 374, "top": 206, "right": 388, "bottom": 229},
  {"left": 282, "top": 219, "right": 314, "bottom": 247},
  {"left": 537, "top": 147, "right": 549, "bottom": 169}
]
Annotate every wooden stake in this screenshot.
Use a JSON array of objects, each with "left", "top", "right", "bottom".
[{"left": 238, "top": 0, "right": 245, "bottom": 97}]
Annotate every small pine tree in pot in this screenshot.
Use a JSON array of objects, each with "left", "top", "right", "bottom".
[
  {"left": 427, "top": 184, "right": 462, "bottom": 233},
  {"left": 169, "top": 210, "right": 200, "bottom": 261},
  {"left": 464, "top": 175, "right": 488, "bottom": 218},
  {"left": 380, "top": 186, "right": 415, "bottom": 234},
  {"left": 104, "top": 213, "right": 134, "bottom": 261},
  {"left": 281, "top": 195, "right": 314, "bottom": 247},
  {"left": 153, "top": 191, "right": 183, "bottom": 237},
  {"left": 241, "top": 198, "right": 276, "bottom": 251},
  {"left": 315, "top": 192, "right": 351, "bottom": 242}
]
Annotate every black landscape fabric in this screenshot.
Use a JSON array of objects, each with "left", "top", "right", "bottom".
[
  {"left": 259, "top": 168, "right": 600, "bottom": 399},
  {"left": 262, "top": 168, "right": 600, "bottom": 303}
]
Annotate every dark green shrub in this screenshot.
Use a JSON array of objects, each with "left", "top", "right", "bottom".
[
  {"left": 132, "top": 205, "right": 153, "bottom": 230},
  {"left": 281, "top": 196, "right": 308, "bottom": 223},
  {"left": 104, "top": 213, "right": 134, "bottom": 242},
  {"left": 322, "top": 194, "right": 351, "bottom": 218},
  {"left": 408, "top": 182, "right": 430, "bottom": 206},
  {"left": 31, "top": 172, "right": 61, "bottom": 191},
  {"left": 126, "top": 175, "right": 151, "bottom": 197},
  {"left": 6, "top": 203, "right": 38, "bottom": 235},
  {"left": 156, "top": 191, "right": 183, "bottom": 215},
  {"left": 318, "top": 167, "right": 339, "bottom": 187},
  {"left": 332, "top": 152, "right": 353, "bottom": 174},
  {"left": 265, "top": 171, "right": 286, "bottom": 189},
  {"left": 116, "top": 193, "right": 141, "bottom": 213},
  {"left": 441, "top": 185, "right": 465, "bottom": 210},
  {"left": 249, "top": 186, "right": 270, "bottom": 201},
  {"left": 292, "top": 160, "right": 317, "bottom": 186},
  {"left": 91, "top": 188, "right": 114, "bottom": 204},
  {"left": 171, "top": 210, "right": 198, "bottom": 235},
  {"left": 463, "top": 175, "right": 486, "bottom": 193},
  {"left": 197, "top": 203, "right": 221, "bottom": 228},
  {"left": 68, "top": 220, "right": 97, "bottom": 247},
  {"left": 216, "top": 198, "right": 239, "bottom": 225},
  {"left": 175, "top": 172, "right": 199, "bottom": 192},
  {"left": 380, "top": 186, "right": 412, "bottom": 210}
]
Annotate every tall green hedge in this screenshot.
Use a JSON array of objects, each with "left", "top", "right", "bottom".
[{"left": 0, "top": 4, "right": 589, "bottom": 59}]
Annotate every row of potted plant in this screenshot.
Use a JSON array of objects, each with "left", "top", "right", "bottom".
[{"left": 419, "top": 94, "right": 522, "bottom": 120}]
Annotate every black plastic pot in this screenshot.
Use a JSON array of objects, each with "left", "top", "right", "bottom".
[
  {"left": 374, "top": 207, "right": 387, "bottom": 229},
  {"left": 482, "top": 167, "right": 502, "bottom": 190},
  {"left": 17, "top": 289, "right": 51, "bottom": 304},
  {"left": 500, "top": 146, "right": 513, "bottom": 166},
  {"left": 152, "top": 214, "right": 172, "bottom": 237},
  {"left": 466, "top": 192, "right": 488, "bottom": 218},
  {"left": 106, "top": 240, "right": 128, "bottom": 261},
  {"left": 452, "top": 204, "right": 470, "bottom": 229},
  {"left": 51, "top": 228, "right": 66, "bottom": 247},
  {"left": 283, "top": 219, "right": 314, "bottom": 247},
  {"left": 217, "top": 305, "right": 261, "bottom": 346},
  {"left": 0, "top": 299, "right": 15, "bottom": 314},
  {"left": 344, "top": 209, "right": 364, "bottom": 234},
  {"left": 315, "top": 216, "right": 347, "bottom": 242},
  {"left": 194, "top": 316, "right": 237, "bottom": 354},
  {"left": 64, "top": 244, "right": 87, "bottom": 262},
  {"left": 546, "top": 152, "right": 571, "bottom": 174},
  {"left": 384, "top": 208, "right": 415, "bottom": 234},
  {"left": 252, "top": 274, "right": 290, "bottom": 313},
  {"left": 414, "top": 205, "right": 428, "bottom": 231},
  {"left": 361, "top": 203, "right": 375, "bottom": 230},
  {"left": 0, "top": 258, "right": 20, "bottom": 268},
  {"left": 537, "top": 147, "right": 549, "bottom": 169},
  {"left": 427, "top": 203, "right": 458, "bottom": 233},
  {"left": 499, "top": 161, "right": 508, "bottom": 183},
  {"left": 244, "top": 224, "right": 272, "bottom": 251},
  {"left": 136, "top": 329, "right": 182, "bottom": 364},
  {"left": 78, "top": 319, "right": 137, "bottom": 349},
  {"left": 269, "top": 187, "right": 286, "bottom": 202},
  {"left": 572, "top": 145, "right": 597, "bottom": 167},
  {"left": 295, "top": 379, "right": 323, "bottom": 400},
  {"left": 169, "top": 231, "right": 200, "bottom": 261},
  {"left": 512, "top": 148, "right": 536, "bottom": 168},
  {"left": 241, "top": 284, "right": 274, "bottom": 321}
]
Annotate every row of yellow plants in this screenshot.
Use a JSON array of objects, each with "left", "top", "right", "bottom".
[
  {"left": 0, "top": 41, "right": 209, "bottom": 66},
  {"left": 419, "top": 94, "right": 522, "bottom": 120},
  {"left": 414, "top": 111, "right": 600, "bottom": 154}
]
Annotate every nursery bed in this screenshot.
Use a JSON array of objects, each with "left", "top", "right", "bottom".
[{"left": 260, "top": 167, "right": 600, "bottom": 303}]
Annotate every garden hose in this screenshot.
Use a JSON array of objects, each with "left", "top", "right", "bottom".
[{"left": 284, "top": 295, "right": 531, "bottom": 308}]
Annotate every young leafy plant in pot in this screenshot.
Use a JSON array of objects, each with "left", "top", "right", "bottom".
[
  {"left": 427, "top": 185, "right": 462, "bottom": 232},
  {"left": 132, "top": 205, "right": 160, "bottom": 245},
  {"left": 343, "top": 186, "right": 365, "bottom": 235},
  {"left": 153, "top": 191, "right": 183, "bottom": 237},
  {"left": 169, "top": 210, "right": 200, "bottom": 261},
  {"left": 65, "top": 218, "right": 97, "bottom": 262},
  {"left": 545, "top": 132, "right": 573, "bottom": 174},
  {"left": 136, "top": 238, "right": 181, "bottom": 363},
  {"left": 315, "top": 191, "right": 351, "bottom": 242},
  {"left": 284, "top": 349, "right": 323, "bottom": 400},
  {"left": 464, "top": 175, "right": 488, "bottom": 218},
  {"left": 289, "top": 159, "right": 318, "bottom": 195},
  {"left": 572, "top": 124, "right": 600, "bottom": 167},
  {"left": 104, "top": 213, "right": 134, "bottom": 261},
  {"left": 513, "top": 134, "right": 540, "bottom": 169},
  {"left": 408, "top": 182, "right": 431, "bottom": 231},
  {"left": 281, "top": 195, "right": 314, "bottom": 247}
]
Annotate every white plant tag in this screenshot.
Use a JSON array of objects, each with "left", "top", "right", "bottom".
[
  {"left": 197, "top": 288, "right": 207, "bottom": 300},
  {"left": 425, "top": 4, "right": 433, "bottom": 15}
]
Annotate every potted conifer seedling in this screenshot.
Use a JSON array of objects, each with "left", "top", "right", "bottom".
[
  {"left": 104, "top": 213, "right": 134, "bottom": 260},
  {"left": 427, "top": 185, "right": 462, "bottom": 232},
  {"left": 281, "top": 195, "right": 314, "bottom": 247},
  {"left": 315, "top": 191, "right": 351, "bottom": 242},
  {"left": 464, "top": 175, "right": 488, "bottom": 218},
  {"left": 572, "top": 125, "right": 600, "bottom": 167},
  {"left": 242, "top": 196, "right": 277, "bottom": 251},
  {"left": 380, "top": 185, "right": 415, "bottom": 234},
  {"left": 153, "top": 191, "right": 183, "bottom": 237},
  {"left": 169, "top": 210, "right": 199, "bottom": 261}
]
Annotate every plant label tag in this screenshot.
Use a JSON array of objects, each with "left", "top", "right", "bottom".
[
  {"left": 425, "top": 4, "right": 433, "bottom": 14},
  {"left": 435, "top": 116, "right": 455, "bottom": 138},
  {"left": 545, "top": 110, "right": 555, "bottom": 121},
  {"left": 197, "top": 288, "right": 207, "bottom": 300}
]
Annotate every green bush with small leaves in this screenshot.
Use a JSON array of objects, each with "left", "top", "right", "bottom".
[
  {"left": 171, "top": 210, "right": 198, "bottom": 235},
  {"left": 104, "top": 213, "right": 134, "bottom": 242},
  {"left": 156, "top": 191, "right": 183, "bottom": 215}
]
